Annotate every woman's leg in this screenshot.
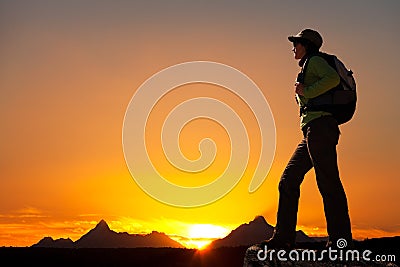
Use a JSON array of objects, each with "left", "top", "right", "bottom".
[
  {"left": 274, "top": 138, "right": 313, "bottom": 245},
  {"left": 306, "top": 116, "right": 352, "bottom": 246}
]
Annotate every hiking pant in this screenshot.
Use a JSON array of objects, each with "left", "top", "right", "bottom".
[{"left": 274, "top": 115, "right": 352, "bottom": 244}]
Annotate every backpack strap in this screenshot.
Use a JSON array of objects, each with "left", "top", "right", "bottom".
[
  {"left": 297, "top": 55, "right": 312, "bottom": 83},
  {"left": 299, "top": 52, "right": 336, "bottom": 116}
]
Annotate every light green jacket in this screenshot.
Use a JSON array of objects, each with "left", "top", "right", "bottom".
[{"left": 296, "top": 56, "right": 340, "bottom": 129}]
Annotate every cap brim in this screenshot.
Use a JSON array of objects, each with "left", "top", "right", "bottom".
[{"left": 288, "top": 36, "right": 302, "bottom": 42}]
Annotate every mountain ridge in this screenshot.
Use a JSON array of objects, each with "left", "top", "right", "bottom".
[
  {"left": 33, "top": 220, "right": 184, "bottom": 248},
  {"left": 32, "top": 216, "right": 316, "bottom": 249},
  {"left": 209, "top": 216, "right": 315, "bottom": 248}
]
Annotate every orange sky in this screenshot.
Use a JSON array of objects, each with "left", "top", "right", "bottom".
[{"left": 0, "top": 1, "right": 399, "bottom": 247}]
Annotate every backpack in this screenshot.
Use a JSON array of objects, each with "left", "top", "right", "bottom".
[{"left": 300, "top": 52, "right": 357, "bottom": 125}]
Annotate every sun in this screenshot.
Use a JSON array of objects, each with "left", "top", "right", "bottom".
[{"left": 186, "top": 224, "right": 230, "bottom": 249}]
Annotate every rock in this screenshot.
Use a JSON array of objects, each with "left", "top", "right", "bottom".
[{"left": 243, "top": 244, "right": 398, "bottom": 267}]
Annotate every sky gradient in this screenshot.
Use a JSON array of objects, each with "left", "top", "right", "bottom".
[{"left": 1, "top": 0, "right": 399, "bottom": 247}]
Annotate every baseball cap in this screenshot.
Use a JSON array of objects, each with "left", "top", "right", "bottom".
[{"left": 288, "top": 29, "right": 323, "bottom": 49}]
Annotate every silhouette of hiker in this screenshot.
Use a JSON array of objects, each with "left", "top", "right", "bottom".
[{"left": 263, "top": 29, "right": 352, "bottom": 249}]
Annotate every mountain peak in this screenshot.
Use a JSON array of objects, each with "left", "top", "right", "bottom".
[
  {"left": 95, "top": 219, "right": 110, "bottom": 231},
  {"left": 209, "top": 216, "right": 315, "bottom": 248},
  {"left": 70, "top": 219, "right": 184, "bottom": 248},
  {"left": 209, "top": 216, "right": 274, "bottom": 248},
  {"left": 251, "top": 216, "right": 268, "bottom": 225}
]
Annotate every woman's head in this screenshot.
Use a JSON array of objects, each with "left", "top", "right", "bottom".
[
  {"left": 288, "top": 29, "right": 323, "bottom": 59},
  {"left": 292, "top": 40, "right": 307, "bottom": 60},
  {"left": 292, "top": 38, "right": 319, "bottom": 59}
]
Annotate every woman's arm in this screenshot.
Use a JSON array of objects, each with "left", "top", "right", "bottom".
[{"left": 302, "top": 56, "right": 340, "bottom": 99}]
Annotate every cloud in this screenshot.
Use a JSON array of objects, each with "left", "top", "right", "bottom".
[
  {"left": 169, "top": 234, "right": 217, "bottom": 243},
  {"left": 0, "top": 207, "right": 49, "bottom": 220}
]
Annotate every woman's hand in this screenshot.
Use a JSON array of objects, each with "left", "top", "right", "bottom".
[{"left": 295, "top": 82, "right": 305, "bottom": 96}]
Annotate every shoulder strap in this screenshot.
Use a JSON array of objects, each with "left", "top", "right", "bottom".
[{"left": 300, "top": 53, "right": 319, "bottom": 76}]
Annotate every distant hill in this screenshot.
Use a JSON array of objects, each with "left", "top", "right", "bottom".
[
  {"left": 209, "top": 216, "right": 315, "bottom": 248},
  {"left": 33, "top": 220, "right": 184, "bottom": 248},
  {"left": 33, "top": 237, "right": 74, "bottom": 248}
]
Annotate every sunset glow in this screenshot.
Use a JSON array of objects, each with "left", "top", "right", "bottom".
[
  {"left": 185, "top": 224, "right": 231, "bottom": 249},
  {"left": 188, "top": 224, "right": 230, "bottom": 239},
  {"left": 1, "top": 1, "right": 399, "bottom": 248}
]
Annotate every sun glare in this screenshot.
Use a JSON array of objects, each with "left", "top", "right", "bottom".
[
  {"left": 188, "top": 224, "right": 229, "bottom": 239},
  {"left": 186, "top": 224, "right": 230, "bottom": 249}
]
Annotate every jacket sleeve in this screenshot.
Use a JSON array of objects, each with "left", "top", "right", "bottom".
[{"left": 303, "top": 56, "right": 340, "bottom": 99}]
